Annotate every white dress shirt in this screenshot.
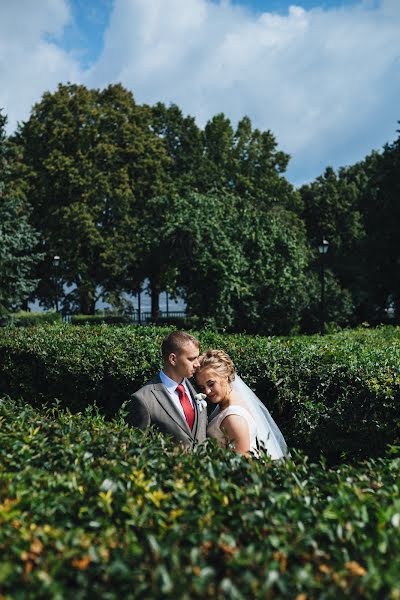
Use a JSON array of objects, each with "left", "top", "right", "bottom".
[{"left": 159, "top": 370, "right": 194, "bottom": 419}]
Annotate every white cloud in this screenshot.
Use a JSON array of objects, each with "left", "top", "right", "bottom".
[
  {"left": 87, "top": 0, "right": 400, "bottom": 183},
  {"left": 0, "top": 0, "right": 399, "bottom": 183},
  {"left": 0, "top": 0, "right": 81, "bottom": 131}
]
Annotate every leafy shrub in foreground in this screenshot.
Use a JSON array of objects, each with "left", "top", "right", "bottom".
[
  {"left": 0, "top": 325, "right": 400, "bottom": 459},
  {"left": 0, "top": 397, "right": 399, "bottom": 599}
]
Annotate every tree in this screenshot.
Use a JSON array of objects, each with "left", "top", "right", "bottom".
[
  {"left": 150, "top": 106, "right": 301, "bottom": 211},
  {"left": 357, "top": 129, "right": 400, "bottom": 322},
  {"left": 232, "top": 116, "right": 301, "bottom": 212},
  {"left": 105, "top": 193, "right": 188, "bottom": 321},
  {"left": 177, "top": 191, "right": 247, "bottom": 329},
  {"left": 0, "top": 111, "right": 41, "bottom": 313},
  {"left": 199, "top": 114, "right": 301, "bottom": 211},
  {"left": 151, "top": 102, "right": 204, "bottom": 194},
  {"left": 163, "top": 192, "right": 311, "bottom": 334},
  {"left": 300, "top": 166, "right": 366, "bottom": 327},
  {"left": 236, "top": 206, "right": 311, "bottom": 335},
  {"left": 16, "top": 84, "right": 170, "bottom": 314}
]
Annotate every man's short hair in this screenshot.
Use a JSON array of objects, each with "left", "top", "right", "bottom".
[{"left": 161, "top": 331, "right": 200, "bottom": 362}]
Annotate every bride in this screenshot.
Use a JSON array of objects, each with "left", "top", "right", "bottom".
[{"left": 195, "top": 349, "right": 288, "bottom": 459}]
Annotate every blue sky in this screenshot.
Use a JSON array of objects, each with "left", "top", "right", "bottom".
[{"left": 0, "top": 0, "right": 398, "bottom": 184}]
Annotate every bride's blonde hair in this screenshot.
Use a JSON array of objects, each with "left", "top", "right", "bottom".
[{"left": 197, "top": 349, "right": 236, "bottom": 383}]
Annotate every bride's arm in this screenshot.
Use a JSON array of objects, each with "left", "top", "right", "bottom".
[{"left": 220, "top": 415, "right": 250, "bottom": 455}]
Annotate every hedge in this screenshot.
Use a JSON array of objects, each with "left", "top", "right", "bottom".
[
  {"left": 70, "top": 314, "right": 133, "bottom": 326},
  {"left": 0, "top": 324, "right": 400, "bottom": 460},
  {"left": 0, "top": 397, "right": 399, "bottom": 599},
  {"left": 0, "top": 311, "right": 61, "bottom": 327}
]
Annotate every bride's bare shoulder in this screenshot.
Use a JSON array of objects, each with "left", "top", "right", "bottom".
[{"left": 229, "top": 390, "right": 248, "bottom": 409}]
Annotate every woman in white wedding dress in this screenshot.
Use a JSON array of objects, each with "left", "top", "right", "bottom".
[{"left": 196, "top": 349, "right": 288, "bottom": 459}]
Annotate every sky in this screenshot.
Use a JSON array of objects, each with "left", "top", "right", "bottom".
[{"left": 0, "top": 0, "right": 399, "bottom": 185}]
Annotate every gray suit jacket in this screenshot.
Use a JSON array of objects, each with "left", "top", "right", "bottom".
[{"left": 125, "top": 374, "right": 207, "bottom": 448}]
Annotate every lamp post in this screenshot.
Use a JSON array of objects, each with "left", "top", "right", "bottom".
[
  {"left": 137, "top": 284, "right": 142, "bottom": 325},
  {"left": 53, "top": 255, "right": 60, "bottom": 313},
  {"left": 318, "top": 239, "right": 329, "bottom": 335}
]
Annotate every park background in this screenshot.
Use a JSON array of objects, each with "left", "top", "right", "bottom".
[
  {"left": 1, "top": 0, "right": 400, "bottom": 332},
  {"left": 0, "top": 1, "right": 399, "bottom": 598}
]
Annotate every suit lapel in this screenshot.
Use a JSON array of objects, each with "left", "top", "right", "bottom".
[{"left": 151, "top": 381, "right": 193, "bottom": 437}]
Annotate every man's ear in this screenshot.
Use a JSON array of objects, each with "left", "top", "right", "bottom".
[{"left": 169, "top": 352, "right": 177, "bottom": 366}]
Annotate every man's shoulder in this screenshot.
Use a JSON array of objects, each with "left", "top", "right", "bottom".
[{"left": 133, "top": 374, "right": 162, "bottom": 398}]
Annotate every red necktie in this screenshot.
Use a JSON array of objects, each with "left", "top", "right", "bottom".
[{"left": 176, "top": 384, "right": 195, "bottom": 430}]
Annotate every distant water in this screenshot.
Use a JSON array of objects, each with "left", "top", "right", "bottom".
[
  {"left": 29, "top": 280, "right": 186, "bottom": 313},
  {"left": 98, "top": 290, "right": 186, "bottom": 312}
]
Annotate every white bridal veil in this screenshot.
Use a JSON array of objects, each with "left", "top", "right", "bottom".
[{"left": 232, "top": 375, "right": 288, "bottom": 460}]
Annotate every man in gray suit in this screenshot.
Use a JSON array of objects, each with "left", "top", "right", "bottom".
[{"left": 125, "top": 331, "right": 207, "bottom": 447}]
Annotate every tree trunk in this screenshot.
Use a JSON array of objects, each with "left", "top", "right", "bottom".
[
  {"left": 150, "top": 278, "right": 160, "bottom": 322},
  {"left": 78, "top": 286, "right": 96, "bottom": 315}
]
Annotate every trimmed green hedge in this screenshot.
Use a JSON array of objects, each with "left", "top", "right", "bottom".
[
  {"left": 0, "top": 397, "right": 399, "bottom": 599},
  {"left": 70, "top": 314, "right": 133, "bottom": 326},
  {"left": 0, "top": 311, "right": 61, "bottom": 327},
  {"left": 0, "top": 324, "right": 400, "bottom": 459}
]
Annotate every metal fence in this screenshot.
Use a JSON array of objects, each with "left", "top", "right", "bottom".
[{"left": 62, "top": 310, "right": 187, "bottom": 324}]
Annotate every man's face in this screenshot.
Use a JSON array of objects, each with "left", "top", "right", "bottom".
[{"left": 170, "top": 342, "right": 200, "bottom": 379}]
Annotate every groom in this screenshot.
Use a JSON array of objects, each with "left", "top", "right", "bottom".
[{"left": 125, "top": 331, "right": 207, "bottom": 447}]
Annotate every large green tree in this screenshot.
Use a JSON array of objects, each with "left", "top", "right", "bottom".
[
  {"left": 161, "top": 191, "right": 312, "bottom": 334},
  {"left": 0, "top": 111, "right": 41, "bottom": 313},
  {"left": 236, "top": 206, "right": 311, "bottom": 335},
  {"left": 357, "top": 130, "right": 400, "bottom": 322},
  {"left": 151, "top": 102, "right": 204, "bottom": 194},
  {"left": 150, "top": 106, "right": 301, "bottom": 211},
  {"left": 300, "top": 166, "right": 366, "bottom": 328},
  {"left": 114, "top": 105, "right": 303, "bottom": 321},
  {"left": 16, "top": 84, "right": 170, "bottom": 314}
]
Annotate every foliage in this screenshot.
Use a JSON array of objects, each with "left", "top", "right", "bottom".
[
  {"left": 299, "top": 166, "right": 365, "bottom": 326},
  {"left": 1, "top": 324, "right": 400, "bottom": 460},
  {"left": 9, "top": 83, "right": 400, "bottom": 333},
  {"left": 70, "top": 314, "right": 133, "bottom": 326},
  {"left": 145, "top": 192, "right": 311, "bottom": 335},
  {"left": 151, "top": 102, "right": 204, "bottom": 194},
  {"left": 0, "top": 397, "right": 399, "bottom": 599},
  {"left": 150, "top": 104, "right": 301, "bottom": 212},
  {"left": 300, "top": 127, "right": 400, "bottom": 328},
  {"left": 0, "top": 111, "right": 42, "bottom": 314},
  {"left": 176, "top": 191, "right": 248, "bottom": 330},
  {"left": 300, "top": 269, "right": 355, "bottom": 333},
  {"left": 15, "top": 84, "right": 170, "bottom": 314},
  {"left": 235, "top": 206, "right": 311, "bottom": 335},
  {"left": 0, "top": 311, "right": 61, "bottom": 327},
  {"left": 115, "top": 190, "right": 311, "bottom": 329},
  {"left": 355, "top": 130, "right": 400, "bottom": 322}
]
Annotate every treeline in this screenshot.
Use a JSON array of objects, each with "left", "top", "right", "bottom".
[{"left": 0, "top": 83, "right": 399, "bottom": 334}]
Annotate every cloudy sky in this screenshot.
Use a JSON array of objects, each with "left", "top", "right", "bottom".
[{"left": 0, "top": 0, "right": 399, "bottom": 184}]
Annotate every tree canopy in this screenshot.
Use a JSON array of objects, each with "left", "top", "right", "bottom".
[
  {"left": 3, "top": 82, "right": 399, "bottom": 333},
  {"left": 15, "top": 83, "right": 170, "bottom": 313},
  {"left": 0, "top": 111, "right": 42, "bottom": 314}
]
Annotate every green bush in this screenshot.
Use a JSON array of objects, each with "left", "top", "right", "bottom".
[
  {"left": 152, "top": 316, "right": 200, "bottom": 329},
  {"left": 0, "top": 311, "right": 61, "bottom": 327},
  {"left": 70, "top": 314, "right": 133, "bottom": 326},
  {"left": 0, "top": 324, "right": 400, "bottom": 459},
  {"left": 0, "top": 397, "right": 399, "bottom": 599}
]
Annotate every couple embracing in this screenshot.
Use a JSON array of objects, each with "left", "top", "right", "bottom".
[{"left": 126, "top": 331, "right": 287, "bottom": 459}]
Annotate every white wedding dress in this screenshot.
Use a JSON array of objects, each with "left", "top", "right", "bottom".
[
  {"left": 207, "top": 405, "right": 259, "bottom": 454},
  {"left": 207, "top": 375, "right": 288, "bottom": 460}
]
